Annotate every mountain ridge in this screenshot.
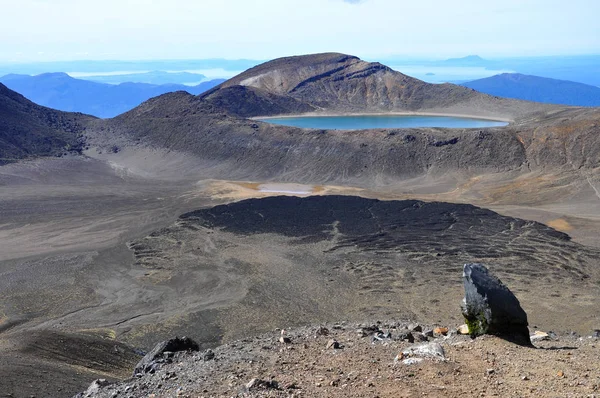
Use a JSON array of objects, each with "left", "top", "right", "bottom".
[
  {"left": 0, "top": 72, "right": 225, "bottom": 118},
  {"left": 462, "top": 73, "right": 600, "bottom": 106},
  {"left": 84, "top": 52, "right": 600, "bottom": 184},
  {"left": 0, "top": 82, "right": 94, "bottom": 164}
]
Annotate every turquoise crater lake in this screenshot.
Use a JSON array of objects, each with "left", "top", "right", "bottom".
[{"left": 257, "top": 115, "right": 508, "bottom": 129}]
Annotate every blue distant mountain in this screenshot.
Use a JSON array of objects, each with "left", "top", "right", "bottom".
[
  {"left": 442, "top": 55, "right": 490, "bottom": 67},
  {"left": 0, "top": 73, "right": 225, "bottom": 118},
  {"left": 462, "top": 73, "right": 600, "bottom": 107},
  {"left": 84, "top": 71, "right": 207, "bottom": 85}
]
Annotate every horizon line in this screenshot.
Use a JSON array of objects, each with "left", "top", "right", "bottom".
[{"left": 2, "top": 52, "right": 600, "bottom": 65}]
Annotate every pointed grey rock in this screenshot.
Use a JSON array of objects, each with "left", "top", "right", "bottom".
[
  {"left": 461, "top": 263, "right": 531, "bottom": 345},
  {"left": 133, "top": 336, "right": 199, "bottom": 376}
]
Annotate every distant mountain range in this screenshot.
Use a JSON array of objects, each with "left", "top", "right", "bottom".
[
  {"left": 462, "top": 73, "right": 600, "bottom": 106},
  {"left": 376, "top": 54, "right": 600, "bottom": 86},
  {"left": 0, "top": 73, "right": 225, "bottom": 118},
  {"left": 0, "top": 59, "right": 261, "bottom": 77},
  {"left": 84, "top": 71, "right": 207, "bottom": 85}
]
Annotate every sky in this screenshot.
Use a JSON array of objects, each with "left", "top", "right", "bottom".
[{"left": 1, "top": 0, "right": 599, "bottom": 62}]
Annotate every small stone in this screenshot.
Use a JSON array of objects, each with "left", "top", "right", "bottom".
[
  {"left": 408, "top": 323, "right": 422, "bottom": 332},
  {"left": 423, "top": 329, "right": 434, "bottom": 337},
  {"left": 394, "top": 352, "right": 405, "bottom": 363},
  {"left": 591, "top": 329, "right": 600, "bottom": 338},
  {"left": 246, "top": 378, "right": 278, "bottom": 390},
  {"left": 316, "top": 326, "right": 329, "bottom": 336},
  {"left": 397, "top": 330, "right": 415, "bottom": 343},
  {"left": 402, "top": 342, "right": 446, "bottom": 360},
  {"left": 530, "top": 331, "right": 550, "bottom": 342},
  {"left": 413, "top": 333, "right": 429, "bottom": 342},
  {"left": 359, "top": 325, "right": 381, "bottom": 337},
  {"left": 402, "top": 358, "right": 424, "bottom": 365},
  {"left": 521, "top": 375, "right": 529, "bottom": 381},
  {"left": 457, "top": 324, "right": 470, "bottom": 335},
  {"left": 133, "top": 336, "right": 199, "bottom": 376},
  {"left": 486, "top": 369, "right": 495, "bottom": 375},
  {"left": 202, "top": 349, "right": 215, "bottom": 361},
  {"left": 326, "top": 339, "right": 340, "bottom": 349},
  {"left": 557, "top": 370, "right": 564, "bottom": 378},
  {"left": 433, "top": 327, "right": 449, "bottom": 336},
  {"left": 81, "top": 379, "right": 111, "bottom": 396}
]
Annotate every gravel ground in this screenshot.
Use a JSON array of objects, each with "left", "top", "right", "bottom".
[{"left": 81, "top": 321, "right": 600, "bottom": 398}]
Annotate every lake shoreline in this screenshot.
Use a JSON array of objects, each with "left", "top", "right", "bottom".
[
  {"left": 252, "top": 112, "right": 510, "bottom": 129},
  {"left": 251, "top": 111, "right": 513, "bottom": 123}
]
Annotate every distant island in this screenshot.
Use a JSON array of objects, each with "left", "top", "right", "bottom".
[{"left": 442, "top": 55, "right": 490, "bottom": 66}]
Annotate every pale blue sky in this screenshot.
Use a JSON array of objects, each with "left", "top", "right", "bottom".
[{"left": 1, "top": 0, "right": 598, "bottom": 62}]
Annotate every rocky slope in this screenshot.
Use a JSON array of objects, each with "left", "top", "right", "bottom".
[
  {"left": 79, "top": 321, "right": 600, "bottom": 398},
  {"left": 0, "top": 83, "right": 93, "bottom": 164},
  {"left": 81, "top": 53, "right": 599, "bottom": 185},
  {"left": 88, "top": 95, "right": 600, "bottom": 187}
]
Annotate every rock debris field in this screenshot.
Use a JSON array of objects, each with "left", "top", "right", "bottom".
[{"left": 79, "top": 321, "right": 600, "bottom": 398}]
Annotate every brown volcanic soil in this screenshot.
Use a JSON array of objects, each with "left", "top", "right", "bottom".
[
  {"left": 1, "top": 157, "right": 599, "bottom": 397},
  {"left": 0, "top": 158, "right": 598, "bottom": 397},
  {"left": 120, "top": 195, "right": 600, "bottom": 350},
  {"left": 83, "top": 321, "right": 600, "bottom": 398}
]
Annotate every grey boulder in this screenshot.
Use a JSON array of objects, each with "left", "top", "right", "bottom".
[
  {"left": 133, "top": 336, "right": 200, "bottom": 376},
  {"left": 461, "top": 263, "right": 531, "bottom": 345}
]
